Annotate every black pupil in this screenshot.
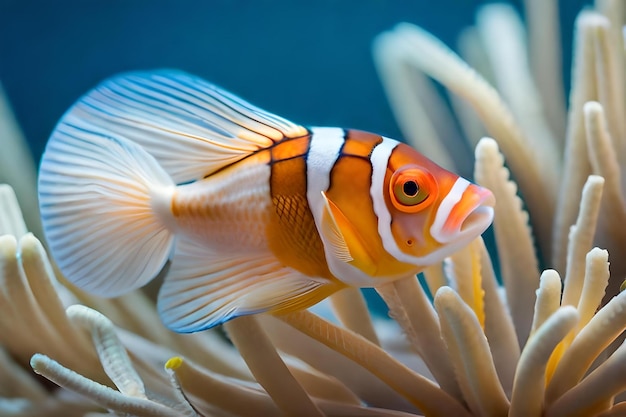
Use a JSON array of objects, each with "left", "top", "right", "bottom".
[{"left": 403, "top": 180, "right": 419, "bottom": 197}]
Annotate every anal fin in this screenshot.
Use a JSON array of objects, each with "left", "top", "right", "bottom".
[{"left": 157, "top": 237, "right": 339, "bottom": 333}]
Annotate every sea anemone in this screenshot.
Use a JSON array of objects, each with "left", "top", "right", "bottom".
[{"left": 2, "top": 0, "right": 626, "bottom": 416}]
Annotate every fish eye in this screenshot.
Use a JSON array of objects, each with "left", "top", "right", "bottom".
[
  {"left": 403, "top": 180, "right": 419, "bottom": 197},
  {"left": 389, "top": 166, "right": 437, "bottom": 213}
]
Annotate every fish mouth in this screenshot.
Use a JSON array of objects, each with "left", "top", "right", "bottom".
[
  {"left": 459, "top": 200, "right": 495, "bottom": 235},
  {"left": 431, "top": 183, "right": 495, "bottom": 245}
]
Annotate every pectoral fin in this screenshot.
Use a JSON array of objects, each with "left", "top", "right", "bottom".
[
  {"left": 158, "top": 237, "right": 339, "bottom": 333},
  {"left": 319, "top": 192, "right": 377, "bottom": 276}
]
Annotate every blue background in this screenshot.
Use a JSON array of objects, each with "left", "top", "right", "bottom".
[{"left": 1, "top": 0, "right": 589, "bottom": 163}]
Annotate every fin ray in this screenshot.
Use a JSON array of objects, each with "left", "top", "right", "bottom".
[
  {"left": 320, "top": 192, "right": 354, "bottom": 263},
  {"left": 39, "top": 124, "right": 175, "bottom": 297},
  {"left": 67, "top": 70, "right": 308, "bottom": 183},
  {"left": 158, "top": 237, "right": 338, "bottom": 332}
]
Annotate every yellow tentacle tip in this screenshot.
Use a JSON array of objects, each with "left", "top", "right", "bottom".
[
  {"left": 165, "top": 356, "right": 184, "bottom": 370},
  {"left": 620, "top": 279, "right": 626, "bottom": 293}
]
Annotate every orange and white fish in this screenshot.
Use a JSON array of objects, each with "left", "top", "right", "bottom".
[{"left": 38, "top": 70, "right": 494, "bottom": 333}]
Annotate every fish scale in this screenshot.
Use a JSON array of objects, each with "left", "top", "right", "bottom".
[{"left": 172, "top": 157, "right": 273, "bottom": 250}]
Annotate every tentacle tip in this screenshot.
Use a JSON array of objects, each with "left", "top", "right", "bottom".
[
  {"left": 433, "top": 285, "right": 457, "bottom": 306},
  {"left": 29, "top": 353, "right": 47, "bottom": 371},
  {"left": 583, "top": 101, "right": 603, "bottom": 114},
  {"left": 587, "top": 246, "right": 609, "bottom": 259},
  {"left": 558, "top": 305, "right": 580, "bottom": 320},
  {"left": 0, "top": 234, "right": 18, "bottom": 251},
  {"left": 17, "top": 233, "right": 44, "bottom": 257},
  {"left": 65, "top": 304, "right": 91, "bottom": 318},
  {"left": 586, "top": 175, "right": 605, "bottom": 185},
  {"left": 474, "top": 136, "right": 499, "bottom": 155},
  {"left": 476, "top": 2, "right": 517, "bottom": 21},
  {"left": 577, "top": 10, "right": 610, "bottom": 28},
  {"left": 165, "top": 356, "right": 184, "bottom": 371}
]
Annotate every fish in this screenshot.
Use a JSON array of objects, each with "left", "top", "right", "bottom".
[{"left": 38, "top": 70, "right": 495, "bottom": 333}]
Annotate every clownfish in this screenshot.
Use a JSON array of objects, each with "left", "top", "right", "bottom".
[{"left": 38, "top": 70, "right": 494, "bottom": 333}]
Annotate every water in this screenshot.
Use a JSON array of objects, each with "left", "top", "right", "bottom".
[{"left": 0, "top": 0, "right": 588, "bottom": 162}]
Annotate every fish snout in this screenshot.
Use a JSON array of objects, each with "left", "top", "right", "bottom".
[{"left": 430, "top": 183, "right": 495, "bottom": 245}]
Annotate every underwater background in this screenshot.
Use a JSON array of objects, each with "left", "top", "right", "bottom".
[
  {"left": 5, "top": 2, "right": 626, "bottom": 414},
  {"left": 1, "top": 0, "right": 589, "bottom": 164}
]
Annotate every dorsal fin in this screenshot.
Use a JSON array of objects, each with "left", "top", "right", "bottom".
[{"left": 62, "top": 70, "right": 308, "bottom": 184}]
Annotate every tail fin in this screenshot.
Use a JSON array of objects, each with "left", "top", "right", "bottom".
[{"left": 38, "top": 121, "right": 176, "bottom": 297}]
